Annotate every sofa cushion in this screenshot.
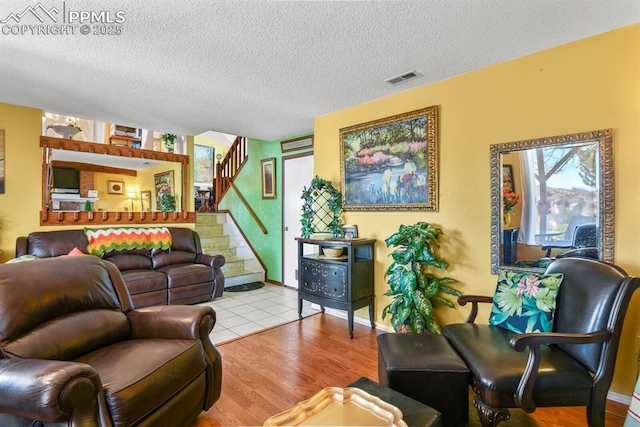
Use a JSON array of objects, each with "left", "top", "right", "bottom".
[
  {"left": 66, "top": 247, "right": 86, "bottom": 256},
  {"left": 74, "top": 338, "right": 207, "bottom": 426},
  {"left": 105, "top": 252, "right": 153, "bottom": 271},
  {"left": 152, "top": 250, "right": 196, "bottom": 269},
  {"left": 121, "top": 270, "right": 167, "bottom": 294},
  {"left": 157, "top": 264, "right": 213, "bottom": 288},
  {"left": 443, "top": 323, "right": 594, "bottom": 408},
  {"left": 488, "top": 269, "right": 564, "bottom": 333}
]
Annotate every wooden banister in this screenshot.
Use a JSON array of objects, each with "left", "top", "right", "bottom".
[
  {"left": 214, "top": 136, "right": 247, "bottom": 210},
  {"left": 226, "top": 178, "right": 267, "bottom": 234}
]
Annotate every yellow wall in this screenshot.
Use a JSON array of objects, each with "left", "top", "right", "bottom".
[
  {"left": 0, "top": 103, "right": 45, "bottom": 259},
  {"left": 315, "top": 25, "right": 640, "bottom": 395},
  {"left": 93, "top": 173, "right": 141, "bottom": 212}
]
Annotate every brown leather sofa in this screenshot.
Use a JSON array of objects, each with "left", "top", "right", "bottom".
[
  {"left": 0, "top": 256, "right": 222, "bottom": 426},
  {"left": 16, "top": 227, "right": 225, "bottom": 308}
]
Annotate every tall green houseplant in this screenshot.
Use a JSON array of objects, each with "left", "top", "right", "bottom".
[{"left": 382, "top": 222, "right": 461, "bottom": 334}]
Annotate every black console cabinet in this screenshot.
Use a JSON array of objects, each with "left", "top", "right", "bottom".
[{"left": 295, "top": 237, "right": 375, "bottom": 338}]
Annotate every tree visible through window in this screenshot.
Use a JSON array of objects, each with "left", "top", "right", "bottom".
[{"left": 523, "top": 141, "right": 598, "bottom": 245}]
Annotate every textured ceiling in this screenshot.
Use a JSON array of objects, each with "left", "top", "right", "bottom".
[{"left": 0, "top": 1, "right": 638, "bottom": 141}]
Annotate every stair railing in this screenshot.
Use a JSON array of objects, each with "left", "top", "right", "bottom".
[
  {"left": 214, "top": 136, "right": 247, "bottom": 210},
  {"left": 225, "top": 178, "right": 268, "bottom": 235}
]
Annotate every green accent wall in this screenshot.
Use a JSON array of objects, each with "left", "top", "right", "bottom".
[{"left": 218, "top": 133, "right": 313, "bottom": 283}]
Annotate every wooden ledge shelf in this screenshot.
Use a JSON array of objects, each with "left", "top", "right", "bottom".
[{"left": 40, "top": 210, "right": 196, "bottom": 226}]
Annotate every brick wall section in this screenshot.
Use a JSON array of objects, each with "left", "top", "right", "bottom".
[{"left": 79, "top": 171, "right": 94, "bottom": 197}]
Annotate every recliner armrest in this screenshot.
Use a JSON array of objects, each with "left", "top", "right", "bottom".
[
  {"left": 196, "top": 254, "right": 226, "bottom": 298},
  {"left": 128, "top": 305, "right": 216, "bottom": 340},
  {"left": 509, "top": 330, "right": 612, "bottom": 412},
  {"left": 457, "top": 295, "right": 493, "bottom": 323},
  {"left": 196, "top": 253, "right": 225, "bottom": 268},
  {"left": 0, "top": 359, "right": 102, "bottom": 424}
]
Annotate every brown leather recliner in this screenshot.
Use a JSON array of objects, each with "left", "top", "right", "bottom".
[{"left": 0, "top": 256, "right": 222, "bottom": 426}]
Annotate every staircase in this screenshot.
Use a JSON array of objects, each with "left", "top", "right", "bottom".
[{"left": 196, "top": 212, "right": 265, "bottom": 288}]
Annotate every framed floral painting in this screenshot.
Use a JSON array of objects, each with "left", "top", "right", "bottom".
[
  {"left": 339, "top": 106, "right": 438, "bottom": 211},
  {"left": 154, "top": 171, "right": 174, "bottom": 210}
]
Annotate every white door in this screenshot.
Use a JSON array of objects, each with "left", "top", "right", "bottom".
[{"left": 282, "top": 153, "right": 314, "bottom": 288}]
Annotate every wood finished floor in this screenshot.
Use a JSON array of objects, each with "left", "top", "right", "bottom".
[{"left": 194, "top": 313, "right": 626, "bottom": 426}]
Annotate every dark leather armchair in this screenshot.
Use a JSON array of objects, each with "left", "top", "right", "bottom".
[
  {"left": 443, "top": 258, "right": 639, "bottom": 427},
  {"left": 0, "top": 256, "right": 222, "bottom": 426}
]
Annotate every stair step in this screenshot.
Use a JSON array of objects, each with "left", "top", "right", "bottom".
[
  {"left": 195, "top": 212, "right": 265, "bottom": 287},
  {"left": 222, "top": 259, "right": 246, "bottom": 274},
  {"left": 203, "top": 247, "right": 237, "bottom": 259},
  {"left": 199, "top": 235, "right": 230, "bottom": 249},
  {"left": 195, "top": 224, "right": 224, "bottom": 237},
  {"left": 196, "top": 213, "right": 226, "bottom": 225}
]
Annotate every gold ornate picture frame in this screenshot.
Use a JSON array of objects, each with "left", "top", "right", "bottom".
[
  {"left": 339, "top": 106, "right": 438, "bottom": 211},
  {"left": 261, "top": 158, "right": 276, "bottom": 199}
]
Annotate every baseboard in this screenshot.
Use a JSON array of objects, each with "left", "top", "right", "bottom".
[
  {"left": 607, "top": 390, "right": 632, "bottom": 406},
  {"left": 317, "top": 306, "right": 393, "bottom": 333}
]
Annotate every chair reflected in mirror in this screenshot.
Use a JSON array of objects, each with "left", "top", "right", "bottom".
[{"left": 541, "top": 215, "right": 597, "bottom": 257}]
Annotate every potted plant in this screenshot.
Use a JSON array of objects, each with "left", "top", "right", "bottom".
[
  {"left": 382, "top": 222, "right": 461, "bottom": 334},
  {"left": 300, "top": 176, "right": 343, "bottom": 238},
  {"left": 161, "top": 133, "right": 177, "bottom": 152},
  {"left": 159, "top": 193, "right": 176, "bottom": 212}
]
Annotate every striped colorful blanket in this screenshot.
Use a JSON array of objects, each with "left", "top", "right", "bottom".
[{"left": 84, "top": 227, "right": 172, "bottom": 257}]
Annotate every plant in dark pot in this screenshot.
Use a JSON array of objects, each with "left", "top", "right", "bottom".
[{"left": 382, "top": 222, "right": 461, "bottom": 334}]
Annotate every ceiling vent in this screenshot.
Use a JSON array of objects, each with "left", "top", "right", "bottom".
[{"left": 385, "top": 70, "right": 423, "bottom": 85}]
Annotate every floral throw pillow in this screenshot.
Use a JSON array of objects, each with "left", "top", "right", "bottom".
[{"left": 489, "top": 269, "right": 564, "bottom": 334}]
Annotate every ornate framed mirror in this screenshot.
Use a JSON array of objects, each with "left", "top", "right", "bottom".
[
  {"left": 40, "top": 136, "right": 195, "bottom": 225},
  {"left": 490, "top": 129, "right": 614, "bottom": 274}
]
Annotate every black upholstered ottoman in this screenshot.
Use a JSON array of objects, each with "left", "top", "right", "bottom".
[{"left": 377, "top": 333, "right": 470, "bottom": 427}]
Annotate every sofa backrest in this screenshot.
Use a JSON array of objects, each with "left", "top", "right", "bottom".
[
  {"left": 20, "top": 229, "right": 88, "bottom": 257},
  {"left": 0, "top": 256, "right": 132, "bottom": 361},
  {"left": 103, "top": 248, "right": 153, "bottom": 271},
  {"left": 151, "top": 228, "right": 201, "bottom": 269}
]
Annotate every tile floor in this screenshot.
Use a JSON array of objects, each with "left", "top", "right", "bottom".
[{"left": 198, "top": 283, "right": 319, "bottom": 345}]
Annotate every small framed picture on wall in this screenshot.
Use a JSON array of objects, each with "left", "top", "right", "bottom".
[
  {"left": 261, "top": 158, "right": 276, "bottom": 199},
  {"left": 107, "top": 180, "right": 126, "bottom": 195}
]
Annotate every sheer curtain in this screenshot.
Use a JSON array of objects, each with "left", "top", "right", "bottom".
[{"left": 518, "top": 150, "right": 537, "bottom": 245}]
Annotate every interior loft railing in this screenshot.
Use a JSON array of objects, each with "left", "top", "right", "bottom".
[{"left": 213, "top": 136, "right": 247, "bottom": 210}]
